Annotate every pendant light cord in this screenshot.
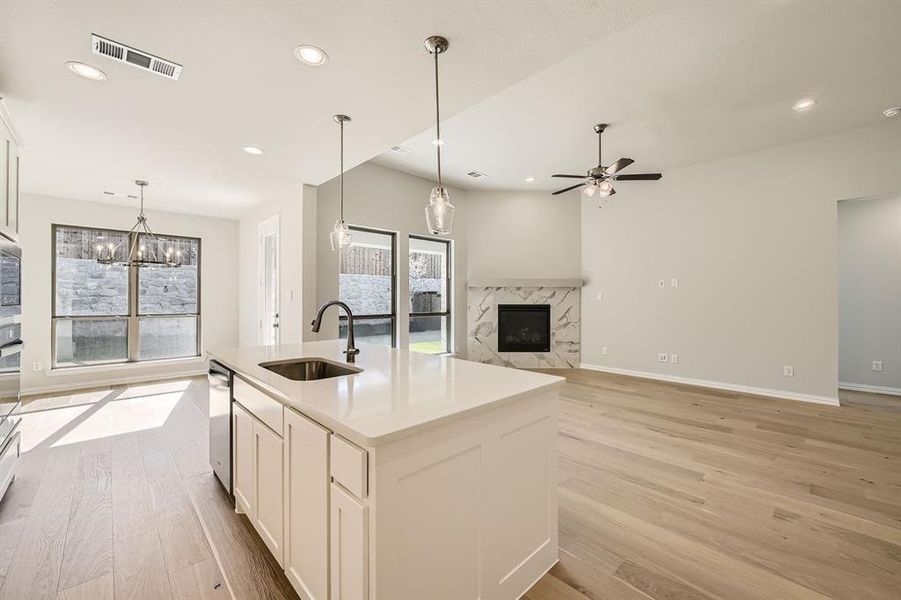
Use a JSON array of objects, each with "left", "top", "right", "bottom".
[
  {"left": 339, "top": 118, "right": 345, "bottom": 221},
  {"left": 434, "top": 48, "right": 442, "bottom": 188}
]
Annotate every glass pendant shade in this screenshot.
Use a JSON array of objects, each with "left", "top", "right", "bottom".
[
  {"left": 425, "top": 186, "right": 455, "bottom": 235},
  {"left": 583, "top": 183, "right": 597, "bottom": 198},
  {"left": 598, "top": 180, "right": 614, "bottom": 196},
  {"left": 329, "top": 219, "right": 353, "bottom": 251}
]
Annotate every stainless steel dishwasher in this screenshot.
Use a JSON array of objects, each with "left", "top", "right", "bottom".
[{"left": 208, "top": 360, "right": 233, "bottom": 498}]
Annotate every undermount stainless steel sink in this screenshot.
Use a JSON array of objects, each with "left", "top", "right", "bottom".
[{"left": 259, "top": 357, "right": 362, "bottom": 381}]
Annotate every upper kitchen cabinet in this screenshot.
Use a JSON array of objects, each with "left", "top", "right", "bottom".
[{"left": 0, "top": 98, "right": 23, "bottom": 242}]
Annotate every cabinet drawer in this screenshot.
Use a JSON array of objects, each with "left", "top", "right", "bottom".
[
  {"left": 330, "top": 435, "right": 368, "bottom": 499},
  {"left": 234, "top": 376, "right": 283, "bottom": 436}
]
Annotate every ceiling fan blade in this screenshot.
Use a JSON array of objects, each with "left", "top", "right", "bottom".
[
  {"left": 551, "top": 174, "right": 587, "bottom": 179},
  {"left": 552, "top": 183, "right": 585, "bottom": 195},
  {"left": 604, "top": 158, "right": 634, "bottom": 175},
  {"left": 614, "top": 173, "right": 662, "bottom": 181}
]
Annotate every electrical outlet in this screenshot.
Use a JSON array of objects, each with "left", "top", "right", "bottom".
[
  {"left": 601, "top": 346, "right": 608, "bottom": 356},
  {"left": 671, "top": 278, "right": 679, "bottom": 288},
  {"left": 872, "top": 360, "right": 883, "bottom": 372},
  {"left": 657, "top": 279, "right": 666, "bottom": 288},
  {"left": 670, "top": 353, "right": 679, "bottom": 364},
  {"left": 658, "top": 353, "right": 669, "bottom": 362},
  {"left": 32, "top": 361, "right": 41, "bottom": 372},
  {"left": 596, "top": 292, "right": 603, "bottom": 301},
  {"left": 783, "top": 365, "right": 794, "bottom": 377}
]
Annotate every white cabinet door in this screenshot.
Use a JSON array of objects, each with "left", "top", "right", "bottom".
[
  {"left": 330, "top": 483, "right": 368, "bottom": 600},
  {"left": 255, "top": 420, "right": 284, "bottom": 566},
  {"left": 233, "top": 402, "right": 256, "bottom": 518},
  {"left": 0, "top": 131, "right": 8, "bottom": 230},
  {"left": 284, "top": 409, "right": 330, "bottom": 600},
  {"left": 8, "top": 146, "right": 18, "bottom": 234}
]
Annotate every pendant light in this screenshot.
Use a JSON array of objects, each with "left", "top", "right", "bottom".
[
  {"left": 95, "top": 180, "right": 183, "bottom": 268},
  {"left": 330, "top": 114, "right": 353, "bottom": 251},
  {"left": 424, "top": 35, "right": 455, "bottom": 235}
]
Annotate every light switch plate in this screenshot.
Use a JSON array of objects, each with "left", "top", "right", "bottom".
[
  {"left": 596, "top": 292, "right": 603, "bottom": 301},
  {"left": 657, "top": 279, "right": 666, "bottom": 288},
  {"left": 658, "top": 353, "right": 668, "bottom": 362},
  {"left": 670, "top": 353, "right": 679, "bottom": 364},
  {"left": 671, "top": 278, "right": 679, "bottom": 288},
  {"left": 784, "top": 365, "right": 794, "bottom": 377},
  {"left": 873, "top": 360, "right": 883, "bottom": 372},
  {"left": 601, "top": 346, "right": 608, "bottom": 356}
]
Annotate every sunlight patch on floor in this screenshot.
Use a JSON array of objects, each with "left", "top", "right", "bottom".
[{"left": 18, "top": 387, "right": 187, "bottom": 452}]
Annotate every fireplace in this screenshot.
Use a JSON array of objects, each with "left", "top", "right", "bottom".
[{"left": 497, "top": 304, "right": 551, "bottom": 352}]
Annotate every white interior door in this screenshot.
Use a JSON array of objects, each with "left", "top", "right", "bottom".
[{"left": 259, "top": 214, "right": 280, "bottom": 345}]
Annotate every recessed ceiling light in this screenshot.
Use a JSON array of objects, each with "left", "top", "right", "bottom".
[
  {"left": 792, "top": 97, "right": 817, "bottom": 112},
  {"left": 884, "top": 107, "right": 901, "bottom": 118},
  {"left": 66, "top": 61, "right": 107, "bottom": 81},
  {"left": 294, "top": 45, "right": 328, "bottom": 66},
  {"left": 432, "top": 138, "right": 445, "bottom": 146},
  {"left": 524, "top": 177, "right": 535, "bottom": 183},
  {"left": 242, "top": 146, "right": 264, "bottom": 155}
]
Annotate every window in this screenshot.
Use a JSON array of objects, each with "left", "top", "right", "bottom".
[
  {"left": 52, "top": 225, "right": 200, "bottom": 367},
  {"left": 409, "top": 235, "right": 451, "bottom": 354},
  {"left": 338, "top": 226, "right": 396, "bottom": 347}
]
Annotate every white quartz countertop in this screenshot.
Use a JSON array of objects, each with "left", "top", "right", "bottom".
[{"left": 210, "top": 340, "right": 564, "bottom": 447}]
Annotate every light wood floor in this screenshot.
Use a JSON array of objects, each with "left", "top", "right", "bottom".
[{"left": 0, "top": 371, "right": 899, "bottom": 600}]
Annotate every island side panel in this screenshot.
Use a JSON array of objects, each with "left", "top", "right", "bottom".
[{"left": 370, "top": 389, "right": 559, "bottom": 600}]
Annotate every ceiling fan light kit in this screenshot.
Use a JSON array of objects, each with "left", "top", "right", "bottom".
[
  {"left": 551, "top": 123, "right": 662, "bottom": 206},
  {"left": 424, "top": 35, "right": 456, "bottom": 236}
]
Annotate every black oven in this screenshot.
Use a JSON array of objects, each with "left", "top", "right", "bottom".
[{"left": 0, "top": 238, "right": 22, "bottom": 449}]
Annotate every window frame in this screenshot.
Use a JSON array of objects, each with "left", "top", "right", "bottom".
[
  {"left": 338, "top": 225, "right": 397, "bottom": 347},
  {"left": 50, "top": 223, "right": 202, "bottom": 368},
  {"left": 408, "top": 233, "right": 452, "bottom": 354}
]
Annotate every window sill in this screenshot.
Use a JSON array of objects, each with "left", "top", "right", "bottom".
[{"left": 47, "top": 356, "right": 205, "bottom": 376}]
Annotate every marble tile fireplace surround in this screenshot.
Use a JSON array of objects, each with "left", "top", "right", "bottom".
[{"left": 467, "top": 278, "right": 582, "bottom": 368}]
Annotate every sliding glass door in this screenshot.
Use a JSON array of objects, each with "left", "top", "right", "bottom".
[
  {"left": 338, "top": 226, "right": 396, "bottom": 347},
  {"left": 408, "top": 235, "right": 451, "bottom": 354}
]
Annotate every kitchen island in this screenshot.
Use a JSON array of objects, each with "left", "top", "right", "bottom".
[{"left": 210, "top": 340, "right": 563, "bottom": 600}]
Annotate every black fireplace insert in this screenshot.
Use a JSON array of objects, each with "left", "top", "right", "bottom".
[{"left": 497, "top": 304, "right": 551, "bottom": 352}]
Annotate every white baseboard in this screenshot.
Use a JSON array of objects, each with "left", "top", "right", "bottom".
[
  {"left": 580, "top": 363, "right": 840, "bottom": 406},
  {"left": 22, "top": 368, "right": 207, "bottom": 398},
  {"left": 838, "top": 381, "right": 901, "bottom": 397}
]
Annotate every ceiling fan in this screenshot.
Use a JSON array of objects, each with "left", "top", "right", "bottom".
[{"left": 552, "top": 123, "right": 661, "bottom": 197}]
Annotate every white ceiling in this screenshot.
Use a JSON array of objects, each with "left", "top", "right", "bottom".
[
  {"left": 0, "top": 0, "right": 665, "bottom": 218},
  {"left": 375, "top": 1, "right": 901, "bottom": 193}
]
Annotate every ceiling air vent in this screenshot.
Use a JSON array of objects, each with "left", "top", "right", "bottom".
[
  {"left": 91, "top": 34, "right": 182, "bottom": 80},
  {"left": 388, "top": 144, "right": 412, "bottom": 154},
  {"left": 467, "top": 171, "right": 489, "bottom": 180}
]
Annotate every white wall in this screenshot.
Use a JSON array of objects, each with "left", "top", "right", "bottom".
[
  {"left": 581, "top": 123, "right": 901, "bottom": 402},
  {"left": 838, "top": 195, "right": 901, "bottom": 392},
  {"left": 311, "top": 162, "right": 469, "bottom": 353},
  {"left": 19, "top": 193, "right": 239, "bottom": 394},
  {"left": 465, "top": 190, "right": 581, "bottom": 279},
  {"left": 237, "top": 186, "right": 313, "bottom": 347}
]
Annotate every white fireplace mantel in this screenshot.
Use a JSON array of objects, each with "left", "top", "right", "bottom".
[{"left": 467, "top": 278, "right": 584, "bottom": 288}]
